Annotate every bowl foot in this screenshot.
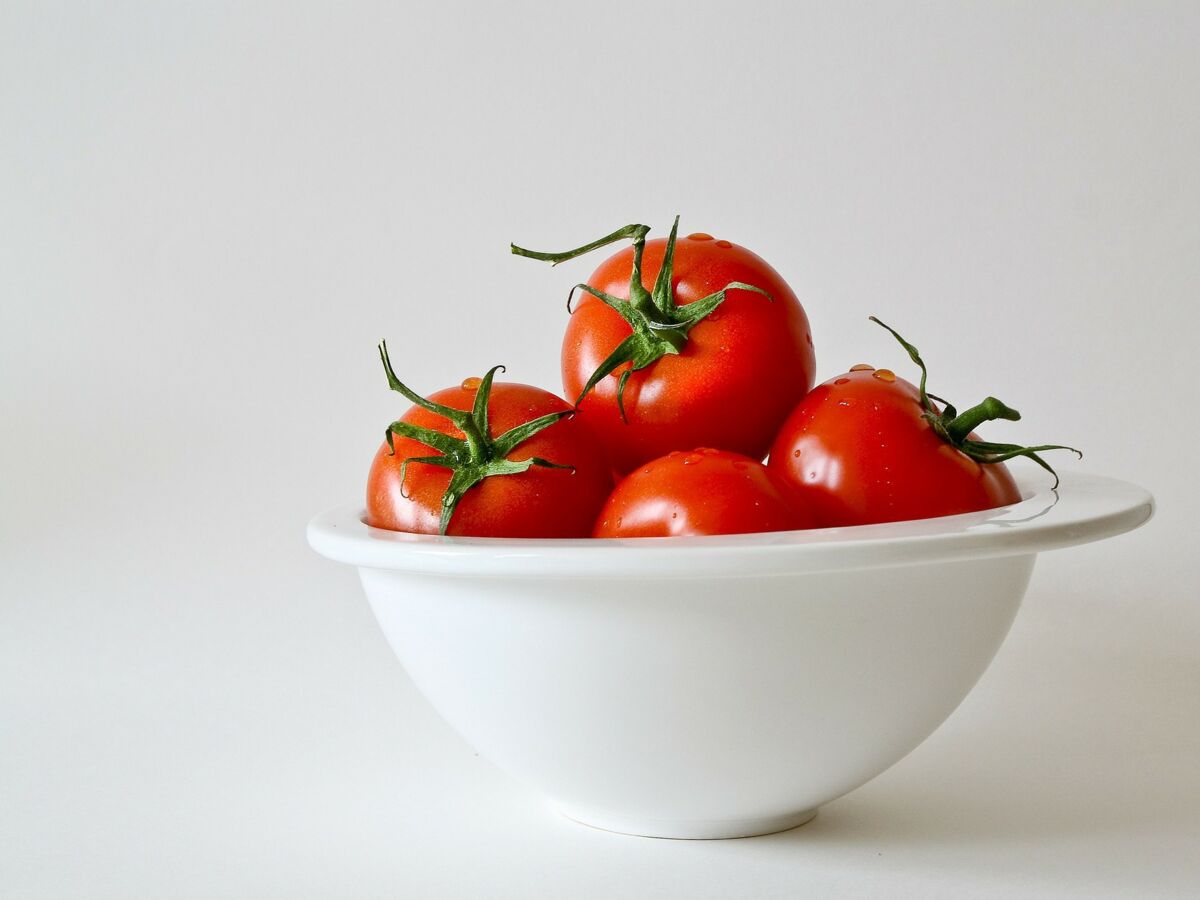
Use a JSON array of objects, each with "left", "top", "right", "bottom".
[{"left": 552, "top": 804, "right": 819, "bottom": 840}]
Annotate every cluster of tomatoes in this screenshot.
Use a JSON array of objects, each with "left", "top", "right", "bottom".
[{"left": 366, "top": 219, "right": 1076, "bottom": 539}]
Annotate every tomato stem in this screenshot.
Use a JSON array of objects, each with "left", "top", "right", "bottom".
[
  {"left": 510, "top": 224, "right": 650, "bottom": 266},
  {"left": 869, "top": 317, "right": 1082, "bottom": 488},
  {"left": 944, "top": 397, "right": 1021, "bottom": 444},
  {"left": 377, "top": 341, "right": 574, "bottom": 534},
  {"left": 512, "top": 217, "right": 771, "bottom": 418}
]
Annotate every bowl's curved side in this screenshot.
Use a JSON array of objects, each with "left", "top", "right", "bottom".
[{"left": 359, "top": 554, "right": 1035, "bottom": 838}]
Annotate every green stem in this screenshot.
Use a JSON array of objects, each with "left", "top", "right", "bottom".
[
  {"left": 512, "top": 218, "right": 772, "bottom": 412},
  {"left": 511, "top": 224, "right": 649, "bottom": 265},
  {"left": 459, "top": 417, "right": 488, "bottom": 461},
  {"left": 870, "top": 318, "right": 1081, "bottom": 488},
  {"left": 377, "top": 341, "right": 574, "bottom": 534},
  {"left": 944, "top": 397, "right": 1021, "bottom": 444}
]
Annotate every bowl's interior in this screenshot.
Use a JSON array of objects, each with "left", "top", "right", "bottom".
[{"left": 308, "top": 472, "right": 1153, "bottom": 578}]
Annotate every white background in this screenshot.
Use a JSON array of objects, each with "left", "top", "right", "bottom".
[{"left": 3, "top": 2, "right": 1198, "bottom": 897}]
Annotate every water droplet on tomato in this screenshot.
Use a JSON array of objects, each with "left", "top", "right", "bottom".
[
  {"left": 850, "top": 364, "right": 874, "bottom": 372},
  {"left": 873, "top": 369, "right": 896, "bottom": 382},
  {"left": 461, "top": 376, "right": 482, "bottom": 391},
  {"left": 834, "top": 377, "right": 850, "bottom": 385},
  {"left": 669, "top": 450, "right": 683, "bottom": 458},
  {"left": 792, "top": 449, "right": 802, "bottom": 458},
  {"left": 838, "top": 399, "right": 854, "bottom": 407},
  {"left": 715, "top": 239, "right": 732, "bottom": 248},
  {"left": 687, "top": 232, "right": 713, "bottom": 241},
  {"left": 671, "top": 512, "right": 678, "bottom": 519},
  {"left": 683, "top": 453, "right": 702, "bottom": 465},
  {"left": 616, "top": 517, "right": 623, "bottom": 527},
  {"left": 732, "top": 460, "right": 749, "bottom": 471},
  {"left": 700, "top": 447, "right": 719, "bottom": 456}
]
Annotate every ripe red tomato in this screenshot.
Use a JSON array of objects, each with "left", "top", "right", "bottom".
[
  {"left": 768, "top": 369, "right": 1020, "bottom": 527},
  {"left": 514, "top": 220, "right": 815, "bottom": 473},
  {"left": 366, "top": 347, "right": 613, "bottom": 538},
  {"left": 594, "top": 448, "right": 815, "bottom": 538},
  {"left": 768, "top": 319, "right": 1077, "bottom": 527}
]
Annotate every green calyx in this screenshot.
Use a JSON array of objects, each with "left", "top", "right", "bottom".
[
  {"left": 511, "top": 216, "right": 770, "bottom": 420},
  {"left": 869, "top": 316, "right": 1082, "bottom": 488},
  {"left": 378, "top": 341, "right": 574, "bottom": 535}
]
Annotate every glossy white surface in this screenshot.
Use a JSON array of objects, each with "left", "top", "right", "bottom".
[{"left": 308, "top": 474, "right": 1151, "bottom": 838}]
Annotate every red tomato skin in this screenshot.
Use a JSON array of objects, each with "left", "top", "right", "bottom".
[
  {"left": 366, "top": 382, "right": 614, "bottom": 538},
  {"left": 767, "top": 370, "right": 1021, "bottom": 527},
  {"left": 564, "top": 234, "right": 815, "bottom": 474},
  {"left": 594, "top": 449, "right": 816, "bottom": 538}
]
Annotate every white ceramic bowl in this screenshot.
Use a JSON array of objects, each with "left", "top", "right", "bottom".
[{"left": 308, "top": 473, "right": 1152, "bottom": 839}]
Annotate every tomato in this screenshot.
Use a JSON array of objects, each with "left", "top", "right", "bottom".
[
  {"left": 594, "top": 448, "right": 815, "bottom": 538},
  {"left": 366, "top": 345, "right": 613, "bottom": 537},
  {"left": 513, "top": 220, "right": 815, "bottom": 473},
  {"left": 768, "top": 319, "right": 1078, "bottom": 527},
  {"left": 767, "top": 370, "right": 1021, "bottom": 527}
]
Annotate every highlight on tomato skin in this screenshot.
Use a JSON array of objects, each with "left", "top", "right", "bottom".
[{"left": 593, "top": 448, "right": 818, "bottom": 538}]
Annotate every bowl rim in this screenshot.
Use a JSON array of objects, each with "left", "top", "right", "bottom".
[{"left": 307, "top": 472, "right": 1153, "bottom": 578}]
